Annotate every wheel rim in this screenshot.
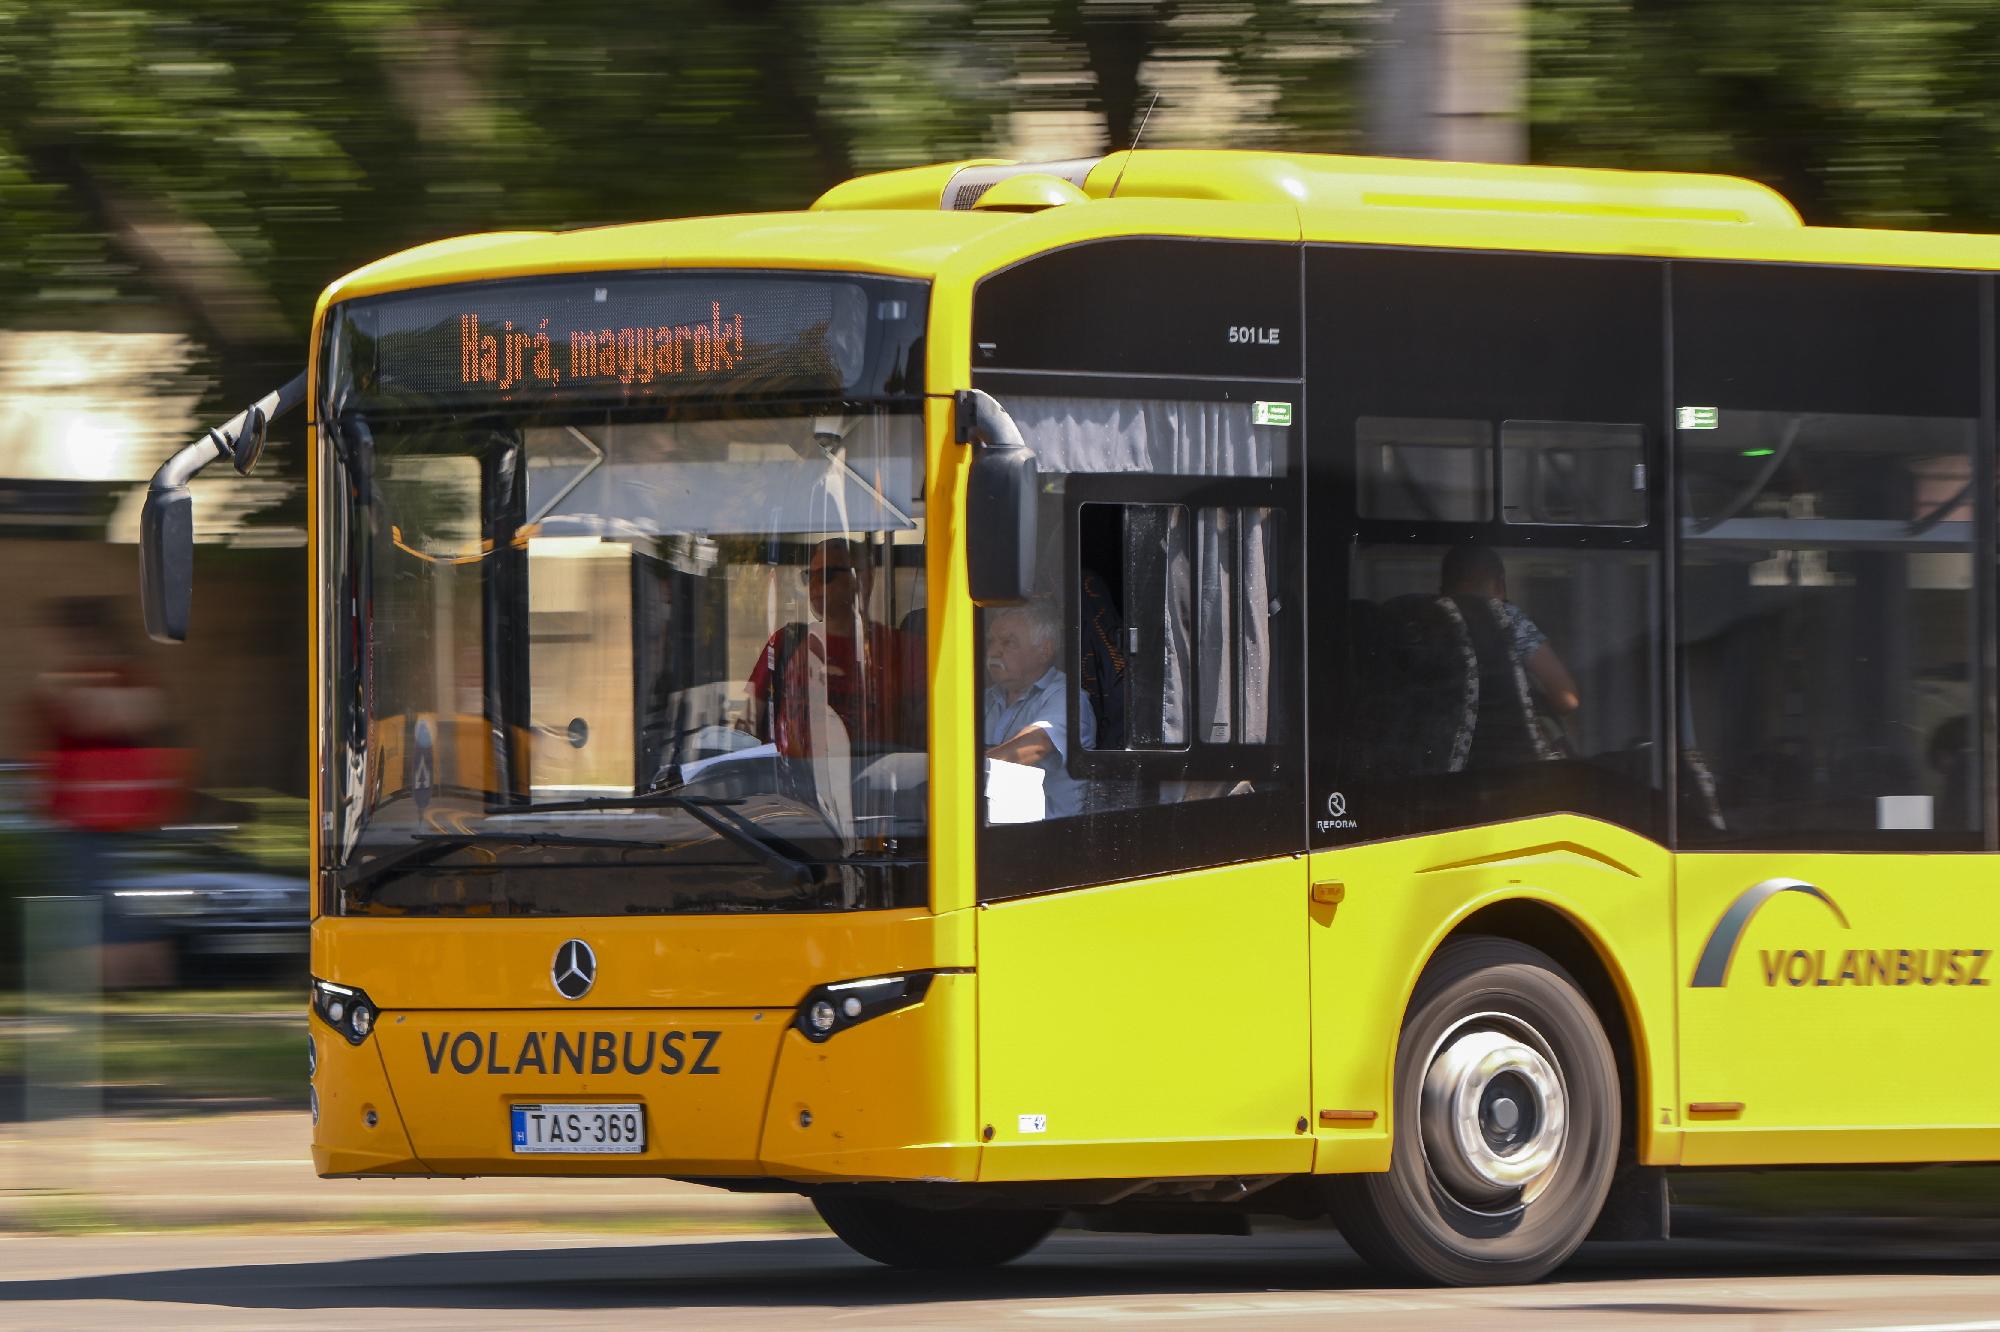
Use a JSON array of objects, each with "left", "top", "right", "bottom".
[{"left": 1418, "top": 1012, "right": 1568, "bottom": 1211}]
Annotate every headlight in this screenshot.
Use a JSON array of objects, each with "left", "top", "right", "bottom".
[
  {"left": 311, "top": 976, "right": 380, "bottom": 1046},
  {"left": 793, "top": 972, "right": 936, "bottom": 1043}
]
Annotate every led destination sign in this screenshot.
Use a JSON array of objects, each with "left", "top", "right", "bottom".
[
  {"left": 336, "top": 274, "right": 926, "bottom": 409},
  {"left": 457, "top": 300, "right": 749, "bottom": 392}
]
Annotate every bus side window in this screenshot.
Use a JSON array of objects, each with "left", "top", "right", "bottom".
[
  {"left": 1079, "top": 501, "right": 1188, "bottom": 752},
  {"left": 1075, "top": 500, "right": 1279, "bottom": 808},
  {"left": 1358, "top": 417, "right": 1492, "bottom": 522},
  {"left": 1500, "top": 421, "right": 1646, "bottom": 527},
  {"left": 1346, "top": 542, "right": 1663, "bottom": 833}
]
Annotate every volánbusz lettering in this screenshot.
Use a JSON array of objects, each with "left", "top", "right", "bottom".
[
  {"left": 420, "top": 1029, "right": 724, "bottom": 1075},
  {"left": 1755, "top": 947, "right": 1991, "bottom": 988}
]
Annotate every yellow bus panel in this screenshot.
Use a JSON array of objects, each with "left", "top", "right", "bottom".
[
  {"left": 1677, "top": 852, "right": 2000, "bottom": 1166},
  {"left": 975, "top": 858, "right": 1314, "bottom": 1182}
]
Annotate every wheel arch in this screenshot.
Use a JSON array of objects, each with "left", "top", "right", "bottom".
[{"left": 1418, "top": 895, "right": 1654, "bottom": 1160}]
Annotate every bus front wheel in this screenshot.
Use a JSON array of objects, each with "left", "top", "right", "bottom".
[
  {"left": 813, "top": 1194, "right": 1060, "bottom": 1270},
  {"left": 1326, "top": 936, "right": 1620, "bottom": 1286}
]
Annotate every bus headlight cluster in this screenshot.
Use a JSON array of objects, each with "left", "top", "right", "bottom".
[
  {"left": 793, "top": 972, "right": 936, "bottom": 1043},
  {"left": 311, "top": 976, "right": 380, "bottom": 1046}
]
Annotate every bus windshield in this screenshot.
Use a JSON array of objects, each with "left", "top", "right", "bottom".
[{"left": 321, "top": 404, "right": 929, "bottom": 917}]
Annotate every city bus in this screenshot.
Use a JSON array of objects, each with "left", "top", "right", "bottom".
[{"left": 141, "top": 149, "right": 2000, "bottom": 1286}]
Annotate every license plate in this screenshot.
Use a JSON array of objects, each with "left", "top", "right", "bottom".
[{"left": 510, "top": 1103, "right": 646, "bottom": 1154}]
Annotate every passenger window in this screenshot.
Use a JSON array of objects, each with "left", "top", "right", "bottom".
[
  {"left": 1341, "top": 543, "right": 1661, "bottom": 836},
  {"left": 1501, "top": 421, "right": 1646, "bottom": 527},
  {"left": 1677, "top": 409, "right": 1979, "bottom": 842},
  {"left": 1671, "top": 261, "right": 1985, "bottom": 847},
  {"left": 1358, "top": 417, "right": 1492, "bottom": 522}
]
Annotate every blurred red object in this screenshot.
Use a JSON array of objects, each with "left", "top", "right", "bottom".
[{"left": 37, "top": 746, "right": 192, "bottom": 832}]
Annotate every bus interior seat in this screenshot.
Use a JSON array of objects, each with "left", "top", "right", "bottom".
[
  {"left": 1447, "top": 594, "right": 1550, "bottom": 771},
  {"left": 1347, "top": 594, "right": 1479, "bottom": 778}
]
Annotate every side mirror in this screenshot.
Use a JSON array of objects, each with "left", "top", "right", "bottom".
[
  {"left": 140, "top": 482, "right": 196, "bottom": 643},
  {"left": 957, "top": 389, "right": 1037, "bottom": 606}
]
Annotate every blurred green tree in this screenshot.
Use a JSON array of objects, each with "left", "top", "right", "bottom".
[
  {"left": 1532, "top": 0, "right": 2000, "bottom": 232},
  {"left": 11, "top": 0, "right": 2000, "bottom": 425},
  {"left": 0, "top": 1, "right": 1370, "bottom": 367}
]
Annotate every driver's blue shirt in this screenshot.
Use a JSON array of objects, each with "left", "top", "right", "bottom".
[{"left": 984, "top": 667, "right": 1096, "bottom": 820}]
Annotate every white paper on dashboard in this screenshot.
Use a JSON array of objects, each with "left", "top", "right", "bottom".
[{"left": 984, "top": 758, "right": 1047, "bottom": 825}]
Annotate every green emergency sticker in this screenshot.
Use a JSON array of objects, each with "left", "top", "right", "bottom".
[
  {"left": 1677, "top": 406, "right": 1720, "bottom": 430},
  {"left": 1252, "top": 401, "right": 1293, "bottom": 427}
]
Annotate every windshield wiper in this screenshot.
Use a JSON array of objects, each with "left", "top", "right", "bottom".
[
  {"left": 342, "top": 830, "right": 667, "bottom": 901},
  {"left": 499, "top": 791, "right": 824, "bottom": 887},
  {"left": 345, "top": 791, "right": 824, "bottom": 896}
]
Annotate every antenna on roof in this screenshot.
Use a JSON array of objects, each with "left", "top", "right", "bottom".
[{"left": 1108, "top": 90, "right": 1161, "bottom": 199}]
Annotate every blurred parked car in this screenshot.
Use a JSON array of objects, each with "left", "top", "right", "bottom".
[
  {"left": 99, "top": 829, "right": 308, "bottom": 983},
  {"left": 1, "top": 765, "right": 308, "bottom": 986}
]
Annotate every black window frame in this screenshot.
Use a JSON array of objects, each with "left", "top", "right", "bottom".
[
  {"left": 1307, "top": 244, "right": 1674, "bottom": 850},
  {"left": 1669, "top": 258, "right": 1993, "bottom": 853}
]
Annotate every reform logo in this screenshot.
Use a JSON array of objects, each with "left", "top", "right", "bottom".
[{"left": 1689, "top": 877, "right": 1988, "bottom": 990}]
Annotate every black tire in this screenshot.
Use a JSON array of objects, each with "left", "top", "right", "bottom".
[
  {"left": 812, "top": 1194, "right": 1060, "bottom": 1270},
  {"left": 1326, "top": 936, "right": 1620, "bottom": 1286}
]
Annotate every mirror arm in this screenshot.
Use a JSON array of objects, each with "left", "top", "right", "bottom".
[
  {"left": 954, "top": 387, "right": 1024, "bottom": 451},
  {"left": 149, "top": 370, "right": 310, "bottom": 493}
]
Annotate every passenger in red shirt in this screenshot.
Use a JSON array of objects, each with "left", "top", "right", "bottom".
[{"left": 745, "top": 539, "right": 903, "bottom": 756}]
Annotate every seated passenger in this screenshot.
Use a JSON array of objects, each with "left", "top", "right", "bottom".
[
  {"left": 985, "top": 601, "right": 1096, "bottom": 820},
  {"left": 1441, "top": 544, "right": 1580, "bottom": 717},
  {"left": 1436, "top": 544, "right": 1577, "bottom": 770},
  {"left": 746, "top": 537, "right": 903, "bottom": 756}
]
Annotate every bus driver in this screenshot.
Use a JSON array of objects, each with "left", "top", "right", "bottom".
[
  {"left": 746, "top": 537, "right": 903, "bottom": 756},
  {"left": 984, "top": 601, "right": 1095, "bottom": 821}
]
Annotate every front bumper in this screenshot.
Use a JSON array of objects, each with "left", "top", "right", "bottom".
[{"left": 310, "top": 971, "right": 978, "bottom": 1183}]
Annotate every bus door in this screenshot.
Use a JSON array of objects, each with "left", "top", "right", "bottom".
[
  {"left": 972, "top": 404, "right": 1312, "bottom": 1176},
  {"left": 1670, "top": 261, "right": 2000, "bottom": 1163},
  {"left": 967, "top": 373, "right": 1309, "bottom": 1180},
  {"left": 961, "top": 238, "right": 1311, "bottom": 1179}
]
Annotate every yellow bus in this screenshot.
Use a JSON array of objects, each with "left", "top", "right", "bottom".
[{"left": 143, "top": 150, "right": 2000, "bottom": 1285}]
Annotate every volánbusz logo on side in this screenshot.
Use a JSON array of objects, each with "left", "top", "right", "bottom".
[{"left": 1689, "top": 877, "right": 1990, "bottom": 990}]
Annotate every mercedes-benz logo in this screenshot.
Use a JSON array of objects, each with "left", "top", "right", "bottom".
[{"left": 552, "top": 939, "right": 596, "bottom": 1000}]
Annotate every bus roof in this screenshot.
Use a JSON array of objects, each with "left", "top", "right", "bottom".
[
  {"left": 318, "top": 150, "right": 2000, "bottom": 318},
  {"left": 315, "top": 208, "right": 1019, "bottom": 310}
]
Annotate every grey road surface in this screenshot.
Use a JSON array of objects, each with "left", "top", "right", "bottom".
[{"left": 5, "top": 1229, "right": 2000, "bottom": 1330}]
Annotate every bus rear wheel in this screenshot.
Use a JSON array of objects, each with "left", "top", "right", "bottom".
[
  {"left": 812, "top": 1194, "right": 1060, "bottom": 1270},
  {"left": 1327, "top": 936, "right": 1620, "bottom": 1286}
]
